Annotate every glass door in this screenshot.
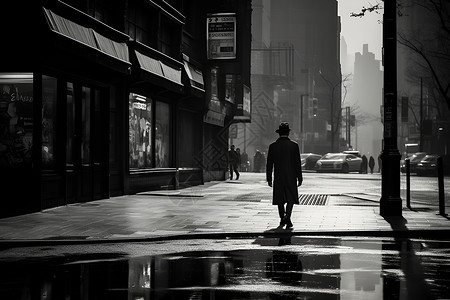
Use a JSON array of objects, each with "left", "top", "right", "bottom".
[{"left": 66, "top": 82, "right": 108, "bottom": 203}]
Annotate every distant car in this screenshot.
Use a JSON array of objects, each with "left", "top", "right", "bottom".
[
  {"left": 301, "top": 153, "right": 322, "bottom": 170},
  {"left": 315, "top": 153, "right": 362, "bottom": 173},
  {"left": 342, "top": 150, "right": 362, "bottom": 158},
  {"left": 400, "top": 152, "right": 428, "bottom": 173},
  {"left": 416, "top": 154, "right": 439, "bottom": 176}
]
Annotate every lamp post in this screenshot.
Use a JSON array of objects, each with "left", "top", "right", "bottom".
[
  {"left": 380, "top": 0, "right": 402, "bottom": 217},
  {"left": 300, "top": 94, "right": 308, "bottom": 153}
]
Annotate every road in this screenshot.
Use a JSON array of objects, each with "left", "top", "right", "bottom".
[{"left": 298, "top": 171, "right": 450, "bottom": 208}]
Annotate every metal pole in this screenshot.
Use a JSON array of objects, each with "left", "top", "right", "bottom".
[
  {"left": 380, "top": 0, "right": 402, "bottom": 216},
  {"left": 420, "top": 78, "right": 423, "bottom": 152},
  {"left": 437, "top": 156, "right": 446, "bottom": 216},
  {"left": 406, "top": 158, "right": 411, "bottom": 209}
]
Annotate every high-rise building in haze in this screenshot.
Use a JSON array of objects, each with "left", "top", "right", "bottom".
[
  {"left": 233, "top": 0, "right": 342, "bottom": 164},
  {"left": 352, "top": 44, "right": 383, "bottom": 158}
]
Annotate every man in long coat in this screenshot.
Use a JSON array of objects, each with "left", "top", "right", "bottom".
[{"left": 266, "top": 122, "right": 303, "bottom": 229}]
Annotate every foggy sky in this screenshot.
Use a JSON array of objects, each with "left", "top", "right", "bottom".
[{"left": 338, "top": 0, "right": 382, "bottom": 59}]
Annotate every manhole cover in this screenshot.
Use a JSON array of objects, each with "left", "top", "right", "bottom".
[{"left": 298, "top": 194, "right": 328, "bottom": 205}]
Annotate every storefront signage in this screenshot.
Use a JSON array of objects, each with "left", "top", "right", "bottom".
[
  {"left": 234, "top": 84, "right": 251, "bottom": 122},
  {"left": 207, "top": 13, "right": 236, "bottom": 60},
  {"left": 204, "top": 110, "right": 225, "bottom": 127},
  {"left": 133, "top": 102, "right": 147, "bottom": 110}
]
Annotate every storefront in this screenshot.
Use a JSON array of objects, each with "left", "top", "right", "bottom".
[{"left": 0, "top": 1, "right": 203, "bottom": 218}]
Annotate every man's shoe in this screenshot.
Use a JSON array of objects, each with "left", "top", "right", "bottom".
[
  {"left": 286, "top": 219, "right": 293, "bottom": 228},
  {"left": 236, "top": 174, "right": 239, "bottom": 180}
]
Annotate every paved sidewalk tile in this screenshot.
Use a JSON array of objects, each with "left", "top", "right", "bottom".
[{"left": 0, "top": 173, "right": 449, "bottom": 243}]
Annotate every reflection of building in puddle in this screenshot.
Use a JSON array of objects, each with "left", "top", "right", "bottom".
[
  {"left": 340, "top": 239, "right": 382, "bottom": 298},
  {"left": 128, "top": 252, "right": 237, "bottom": 299}
]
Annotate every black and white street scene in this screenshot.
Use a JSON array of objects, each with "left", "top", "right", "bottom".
[{"left": 1, "top": 0, "right": 450, "bottom": 299}]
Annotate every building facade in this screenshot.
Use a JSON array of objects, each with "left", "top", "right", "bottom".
[
  {"left": 233, "top": 0, "right": 342, "bottom": 163},
  {"left": 0, "top": 0, "right": 251, "bottom": 217}
]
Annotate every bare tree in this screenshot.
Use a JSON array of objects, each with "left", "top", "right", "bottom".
[
  {"left": 351, "top": 0, "right": 450, "bottom": 114},
  {"left": 319, "top": 71, "right": 352, "bottom": 152}
]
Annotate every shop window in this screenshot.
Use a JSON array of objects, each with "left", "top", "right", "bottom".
[
  {"left": 66, "top": 83, "right": 74, "bottom": 165},
  {"left": 42, "top": 76, "right": 58, "bottom": 169},
  {"left": 155, "top": 101, "right": 170, "bottom": 168},
  {"left": 81, "top": 87, "right": 91, "bottom": 165},
  {"left": 0, "top": 73, "right": 33, "bottom": 169},
  {"left": 129, "top": 93, "right": 152, "bottom": 169},
  {"left": 225, "top": 74, "right": 236, "bottom": 104}
]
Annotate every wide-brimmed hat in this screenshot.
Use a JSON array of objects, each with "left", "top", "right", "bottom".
[{"left": 276, "top": 122, "right": 291, "bottom": 134}]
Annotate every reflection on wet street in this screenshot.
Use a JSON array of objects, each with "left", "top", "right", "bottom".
[{"left": 0, "top": 236, "right": 449, "bottom": 299}]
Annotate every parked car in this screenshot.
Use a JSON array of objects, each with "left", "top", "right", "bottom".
[
  {"left": 342, "top": 150, "right": 361, "bottom": 158},
  {"left": 315, "top": 153, "right": 362, "bottom": 173},
  {"left": 400, "top": 152, "right": 428, "bottom": 173},
  {"left": 416, "top": 154, "right": 439, "bottom": 176},
  {"left": 301, "top": 153, "right": 322, "bottom": 170}
]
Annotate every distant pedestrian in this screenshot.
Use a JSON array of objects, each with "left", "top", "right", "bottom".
[
  {"left": 254, "top": 150, "right": 262, "bottom": 172},
  {"left": 266, "top": 122, "right": 303, "bottom": 229},
  {"left": 369, "top": 156, "right": 375, "bottom": 174},
  {"left": 236, "top": 147, "right": 242, "bottom": 169},
  {"left": 228, "top": 145, "right": 240, "bottom": 180},
  {"left": 360, "top": 155, "right": 368, "bottom": 174},
  {"left": 378, "top": 153, "right": 382, "bottom": 173},
  {"left": 240, "top": 150, "right": 249, "bottom": 171}
]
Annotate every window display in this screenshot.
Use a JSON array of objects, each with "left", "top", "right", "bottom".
[
  {"left": 129, "top": 93, "right": 152, "bottom": 169},
  {"left": 155, "top": 101, "right": 170, "bottom": 168},
  {"left": 0, "top": 73, "right": 33, "bottom": 168},
  {"left": 42, "top": 76, "right": 57, "bottom": 169}
]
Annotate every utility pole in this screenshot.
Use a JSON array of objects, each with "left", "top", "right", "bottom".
[
  {"left": 420, "top": 78, "right": 423, "bottom": 152},
  {"left": 380, "top": 0, "right": 402, "bottom": 217},
  {"left": 300, "top": 94, "right": 308, "bottom": 153}
]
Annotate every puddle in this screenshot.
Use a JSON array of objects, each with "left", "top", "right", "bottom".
[{"left": 0, "top": 236, "right": 449, "bottom": 299}]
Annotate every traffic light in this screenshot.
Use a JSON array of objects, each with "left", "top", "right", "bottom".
[
  {"left": 350, "top": 114, "right": 356, "bottom": 126},
  {"left": 311, "top": 98, "right": 318, "bottom": 117}
]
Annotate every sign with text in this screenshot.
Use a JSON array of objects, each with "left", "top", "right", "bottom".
[{"left": 207, "top": 13, "right": 236, "bottom": 60}]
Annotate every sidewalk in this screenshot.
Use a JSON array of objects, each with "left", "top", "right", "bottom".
[{"left": 0, "top": 172, "right": 449, "bottom": 246}]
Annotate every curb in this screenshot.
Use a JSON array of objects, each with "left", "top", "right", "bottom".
[{"left": 1, "top": 229, "right": 449, "bottom": 248}]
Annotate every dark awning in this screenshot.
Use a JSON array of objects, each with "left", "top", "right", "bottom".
[
  {"left": 183, "top": 61, "right": 204, "bottom": 92},
  {"left": 135, "top": 50, "right": 183, "bottom": 87},
  {"left": 43, "top": 8, "right": 130, "bottom": 65}
]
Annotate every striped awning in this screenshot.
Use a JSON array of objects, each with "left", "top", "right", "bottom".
[{"left": 43, "top": 8, "right": 130, "bottom": 64}]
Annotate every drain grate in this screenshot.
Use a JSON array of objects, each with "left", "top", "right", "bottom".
[{"left": 298, "top": 194, "right": 328, "bottom": 205}]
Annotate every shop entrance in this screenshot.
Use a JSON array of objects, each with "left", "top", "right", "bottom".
[{"left": 65, "top": 82, "right": 108, "bottom": 203}]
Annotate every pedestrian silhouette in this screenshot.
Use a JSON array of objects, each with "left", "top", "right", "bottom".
[
  {"left": 227, "top": 145, "right": 240, "bottom": 180},
  {"left": 369, "top": 156, "right": 375, "bottom": 174},
  {"left": 378, "top": 153, "right": 382, "bottom": 173},
  {"left": 361, "top": 155, "right": 368, "bottom": 174},
  {"left": 240, "top": 150, "right": 249, "bottom": 171},
  {"left": 254, "top": 150, "right": 262, "bottom": 172},
  {"left": 266, "top": 122, "right": 303, "bottom": 229}
]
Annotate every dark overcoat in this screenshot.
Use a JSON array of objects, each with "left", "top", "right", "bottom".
[{"left": 266, "top": 137, "right": 303, "bottom": 205}]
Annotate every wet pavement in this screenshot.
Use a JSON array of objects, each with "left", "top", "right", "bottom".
[
  {"left": 0, "top": 172, "right": 449, "bottom": 299},
  {"left": 0, "top": 172, "right": 449, "bottom": 245},
  {"left": 0, "top": 236, "right": 449, "bottom": 299}
]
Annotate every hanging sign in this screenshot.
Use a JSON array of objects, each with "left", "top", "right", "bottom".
[{"left": 207, "top": 13, "right": 236, "bottom": 60}]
